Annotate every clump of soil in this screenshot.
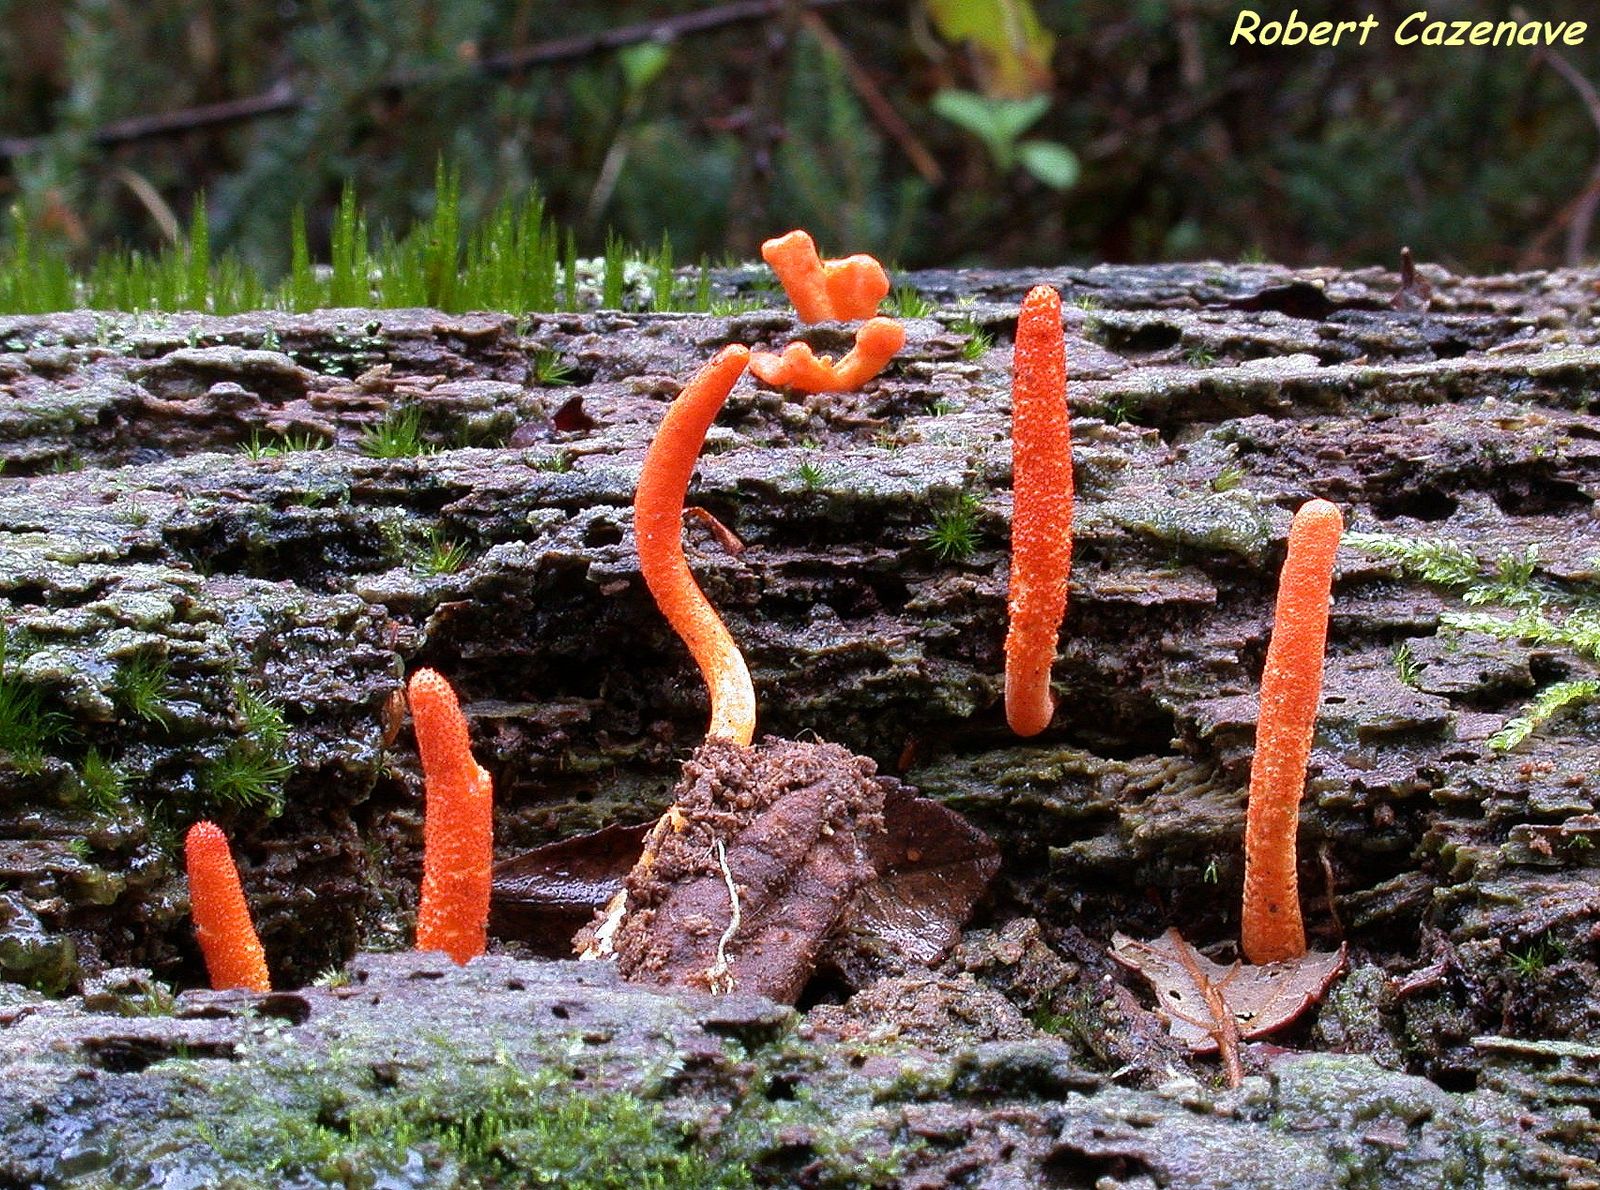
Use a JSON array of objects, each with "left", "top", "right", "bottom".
[{"left": 603, "top": 736, "right": 886, "bottom": 1002}]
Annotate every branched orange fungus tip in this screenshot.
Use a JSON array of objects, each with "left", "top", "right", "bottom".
[
  {"left": 1241, "top": 498, "right": 1344, "bottom": 965},
  {"left": 748, "top": 317, "right": 906, "bottom": 393},
  {"left": 759, "top": 229, "right": 889, "bottom": 322},
  {"left": 184, "top": 820, "right": 270, "bottom": 993},
  {"left": 408, "top": 668, "right": 494, "bottom": 964},
  {"left": 635, "top": 345, "right": 757, "bottom": 746},
  {"left": 1004, "top": 285, "right": 1073, "bottom": 738}
]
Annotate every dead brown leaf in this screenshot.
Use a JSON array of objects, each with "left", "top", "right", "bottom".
[
  {"left": 1110, "top": 928, "right": 1346, "bottom": 1055},
  {"left": 489, "top": 822, "right": 648, "bottom": 955}
]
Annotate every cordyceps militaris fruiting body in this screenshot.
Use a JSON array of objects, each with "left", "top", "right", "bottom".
[
  {"left": 759, "top": 229, "right": 890, "bottom": 322},
  {"left": 409, "top": 667, "right": 495, "bottom": 964},
  {"left": 748, "top": 317, "right": 906, "bottom": 393},
  {"left": 1004, "top": 284, "right": 1074, "bottom": 738},
  {"left": 1241, "top": 498, "right": 1344, "bottom": 964},
  {"left": 633, "top": 344, "right": 757, "bottom": 746},
  {"left": 185, "top": 820, "right": 271, "bottom": 992}
]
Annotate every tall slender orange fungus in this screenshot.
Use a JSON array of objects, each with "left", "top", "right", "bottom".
[
  {"left": 634, "top": 345, "right": 756, "bottom": 746},
  {"left": 409, "top": 668, "right": 493, "bottom": 964},
  {"left": 1004, "top": 285, "right": 1073, "bottom": 737},
  {"left": 1240, "top": 498, "right": 1344, "bottom": 964},
  {"left": 185, "top": 820, "right": 271, "bottom": 992}
]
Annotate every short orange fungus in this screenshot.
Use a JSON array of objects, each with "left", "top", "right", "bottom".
[
  {"left": 1240, "top": 498, "right": 1344, "bottom": 964},
  {"left": 635, "top": 345, "right": 757, "bottom": 745},
  {"left": 760, "top": 229, "right": 889, "bottom": 322},
  {"left": 185, "top": 820, "right": 271, "bottom": 992},
  {"left": 748, "top": 317, "right": 905, "bottom": 393},
  {"left": 409, "top": 668, "right": 494, "bottom": 964},
  {"left": 1004, "top": 285, "right": 1073, "bottom": 738}
]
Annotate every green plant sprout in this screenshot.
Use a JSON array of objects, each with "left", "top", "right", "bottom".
[
  {"left": 204, "top": 684, "right": 293, "bottom": 814},
  {"left": 929, "top": 90, "right": 1079, "bottom": 190},
  {"left": 1349, "top": 533, "right": 1599, "bottom": 749},
  {"left": 888, "top": 286, "right": 935, "bottom": 318},
  {"left": 416, "top": 531, "right": 469, "bottom": 577},
  {"left": 0, "top": 623, "right": 69, "bottom": 774},
  {"left": 359, "top": 409, "right": 430, "bottom": 459},
  {"left": 114, "top": 654, "right": 175, "bottom": 727},
  {"left": 925, "top": 493, "right": 981, "bottom": 561},
  {"left": 531, "top": 349, "right": 575, "bottom": 387}
]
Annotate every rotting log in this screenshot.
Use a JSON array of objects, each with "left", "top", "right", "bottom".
[{"left": 0, "top": 262, "right": 1597, "bottom": 1181}]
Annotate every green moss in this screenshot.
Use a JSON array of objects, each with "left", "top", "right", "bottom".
[
  {"left": 113, "top": 653, "right": 175, "bottom": 727},
  {"left": 924, "top": 493, "right": 981, "bottom": 562},
  {"left": 415, "top": 530, "right": 469, "bottom": 577},
  {"left": 202, "top": 684, "right": 292, "bottom": 813},
  {"left": 359, "top": 408, "right": 430, "bottom": 459},
  {"left": 78, "top": 746, "right": 126, "bottom": 812},
  {"left": 0, "top": 624, "right": 69, "bottom": 774},
  {"left": 209, "top": 1048, "right": 753, "bottom": 1189}
]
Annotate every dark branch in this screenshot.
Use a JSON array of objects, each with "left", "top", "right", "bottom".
[{"left": 0, "top": 0, "right": 885, "bottom": 162}]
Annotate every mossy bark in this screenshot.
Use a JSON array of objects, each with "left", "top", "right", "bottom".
[{"left": 0, "top": 261, "right": 1597, "bottom": 1181}]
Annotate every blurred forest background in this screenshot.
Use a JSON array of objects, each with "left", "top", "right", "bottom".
[{"left": 2, "top": 0, "right": 1600, "bottom": 280}]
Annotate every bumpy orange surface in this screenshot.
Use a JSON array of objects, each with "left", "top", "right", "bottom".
[
  {"left": 409, "top": 668, "right": 494, "bottom": 964},
  {"left": 1003, "top": 285, "right": 1073, "bottom": 738},
  {"left": 185, "top": 820, "right": 271, "bottom": 992},
  {"left": 1241, "top": 498, "right": 1344, "bottom": 964},
  {"left": 634, "top": 345, "right": 756, "bottom": 745},
  {"left": 760, "top": 230, "right": 889, "bottom": 322},
  {"left": 748, "top": 317, "right": 905, "bottom": 392}
]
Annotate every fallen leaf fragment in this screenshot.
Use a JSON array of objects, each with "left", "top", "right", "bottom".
[
  {"left": 488, "top": 822, "right": 649, "bottom": 955},
  {"left": 1110, "top": 928, "right": 1346, "bottom": 1055}
]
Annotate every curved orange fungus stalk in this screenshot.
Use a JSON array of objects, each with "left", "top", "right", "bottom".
[
  {"left": 1241, "top": 498, "right": 1344, "bottom": 965},
  {"left": 1004, "top": 285, "right": 1073, "bottom": 738},
  {"left": 760, "top": 230, "right": 889, "bottom": 322},
  {"left": 635, "top": 345, "right": 757, "bottom": 746},
  {"left": 185, "top": 820, "right": 271, "bottom": 992},
  {"left": 408, "top": 668, "right": 494, "bottom": 964},
  {"left": 748, "top": 317, "right": 905, "bottom": 393}
]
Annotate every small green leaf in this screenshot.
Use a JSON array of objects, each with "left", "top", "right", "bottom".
[
  {"left": 930, "top": 90, "right": 1050, "bottom": 171},
  {"left": 619, "top": 43, "right": 670, "bottom": 93},
  {"left": 1017, "top": 139, "right": 1079, "bottom": 190}
]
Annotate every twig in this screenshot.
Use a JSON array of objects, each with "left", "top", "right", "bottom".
[
  {"left": 801, "top": 11, "right": 943, "bottom": 185},
  {"left": 1527, "top": 35, "right": 1600, "bottom": 265},
  {"left": 0, "top": 0, "right": 886, "bottom": 162}
]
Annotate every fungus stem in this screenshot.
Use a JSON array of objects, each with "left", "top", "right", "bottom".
[
  {"left": 1004, "top": 285, "right": 1073, "bottom": 737},
  {"left": 635, "top": 345, "right": 756, "bottom": 745},
  {"left": 1241, "top": 498, "right": 1343, "bottom": 964},
  {"left": 185, "top": 821, "right": 271, "bottom": 992},
  {"left": 409, "top": 668, "right": 494, "bottom": 964}
]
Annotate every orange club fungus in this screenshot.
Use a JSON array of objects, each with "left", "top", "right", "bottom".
[
  {"left": 408, "top": 667, "right": 494, "bottom": 964},
  {"left": 1004, "top": 284, "right": 1073, "bottom": 738},
  {"left": 633, "top": 344, "right": 757, "bottom": 746},
  {"left": 184, "top": 820, "right": 271, "bottom": 992},
  {"left": 748, "top": 316, "right": 906, "bottom": 393},
  {"left": 760, "top": 229, "right": 890, "bottom": 322},
  {"left": 1241, "top": 498, "right": 1344, "bottom": 964}
]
